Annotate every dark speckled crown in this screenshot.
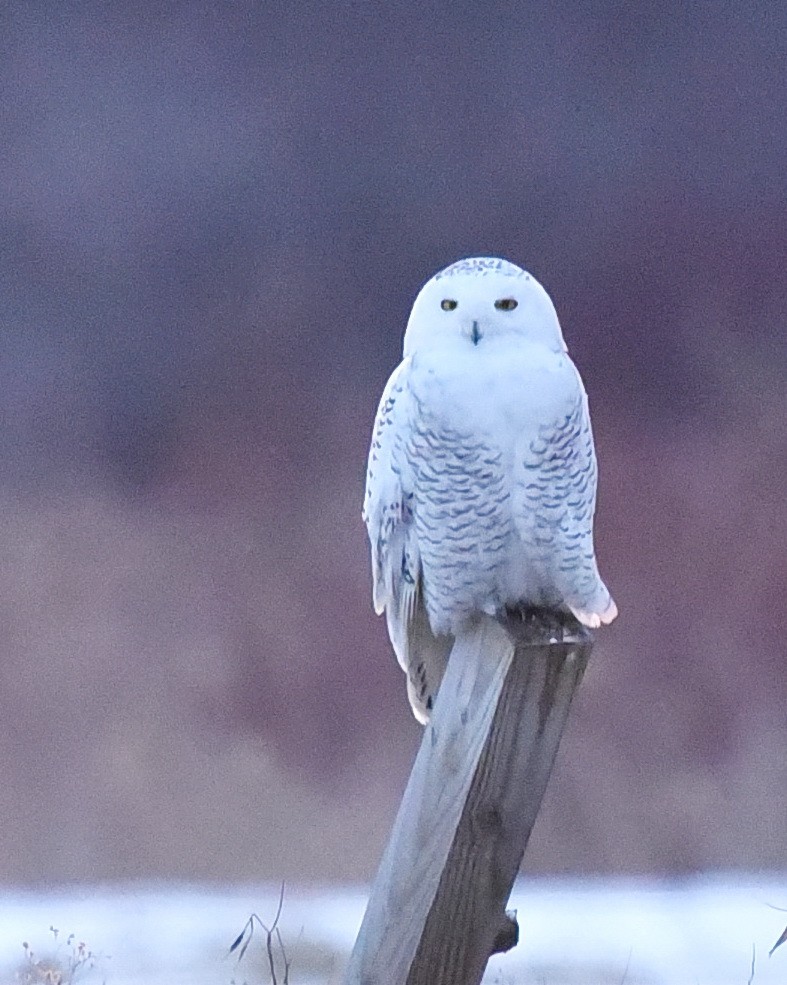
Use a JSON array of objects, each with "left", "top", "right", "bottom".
[{"left": 433, "top": 257, "right": 529, "bottom": 280}]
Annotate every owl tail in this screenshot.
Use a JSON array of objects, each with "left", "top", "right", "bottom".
[{"left": 386, "top": 574, "right": 453, "bottom": 724}]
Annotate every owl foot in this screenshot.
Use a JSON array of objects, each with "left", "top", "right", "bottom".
[{"left": 569, "top": 598, "right": 618, "bottom": 628}]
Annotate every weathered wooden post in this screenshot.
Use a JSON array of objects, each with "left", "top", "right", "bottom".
[{"left": 343, "top": 608, "right": 592, "bottom": 985}]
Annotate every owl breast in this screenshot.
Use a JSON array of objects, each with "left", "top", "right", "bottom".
[{"left": 405, "top": 342, "right": 582, "bottom": 633}]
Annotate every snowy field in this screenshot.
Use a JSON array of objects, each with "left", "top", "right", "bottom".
[{"left": 2, "top": 875, "right": 785, "bottom": 985}]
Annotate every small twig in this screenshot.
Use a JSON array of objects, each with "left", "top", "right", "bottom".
[
  {"left": 618, "top": 946, "right": 632, "bottom": 985},
  {"left": 265, "top": 885, "right": 286, "bottom": 985},
  {"left": 275, "top": 926, "right": 291, "bottom": 983},
  {"left": 747, "top": 943, "right": 756, "bottom": 984},
  {"left": 229, "top": 884, "right": 289, "bottom": 985},
  {"left": 770, "top": 925, "right": 787, "bottom": 958}
]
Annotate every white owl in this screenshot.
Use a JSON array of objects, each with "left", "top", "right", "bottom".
[{"left": 363, "top": 257, "right": 617, "bottom": 722}]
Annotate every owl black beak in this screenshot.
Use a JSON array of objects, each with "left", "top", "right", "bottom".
[{"left": 471, "top": 320, "right": 482, "bottom": 346}]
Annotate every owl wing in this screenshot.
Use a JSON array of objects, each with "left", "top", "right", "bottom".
[
  {"left": 363, "top": 358, "right": 452, "bottom": 722},
  {"left": 513, "top": 372, "right": 617, "bottom": 628}
]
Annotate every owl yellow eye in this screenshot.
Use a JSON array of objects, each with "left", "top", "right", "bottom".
[
  {"left": 494, "top": 298, "right": 518, "bottom": 311},
  {"left": 440, "top": 299, "right": 458, "bottom": 311}
]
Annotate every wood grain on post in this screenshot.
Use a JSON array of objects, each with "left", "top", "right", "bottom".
[{"left": 343, "top": 610, "right": 592, "bottom": 985}]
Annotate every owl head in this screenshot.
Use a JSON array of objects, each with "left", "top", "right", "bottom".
[{"left": 403, "top": 257, "right": 567, "bottom": 357}]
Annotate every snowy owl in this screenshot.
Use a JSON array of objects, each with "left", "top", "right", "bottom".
[{"left": 363, "top": 257, "right": 617, "bottom": 723}]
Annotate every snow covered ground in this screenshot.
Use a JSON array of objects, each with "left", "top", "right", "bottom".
[{"left": 2, "top": 875, "right": 785, "bottom": 985}]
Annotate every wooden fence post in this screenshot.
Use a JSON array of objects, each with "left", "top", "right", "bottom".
[{"left": 343, "top": 609, "right": 593, "bottom": 985}]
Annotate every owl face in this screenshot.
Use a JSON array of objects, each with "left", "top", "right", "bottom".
[{"left": 403, "top": 257, "right": 566, "bottom": 358}]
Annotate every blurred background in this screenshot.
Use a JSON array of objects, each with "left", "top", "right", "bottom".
[{"left": 1, "top": 0, "right": 784, "bottom": 888}]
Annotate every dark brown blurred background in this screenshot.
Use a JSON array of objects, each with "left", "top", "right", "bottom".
[{"left": 1, "top": 1, "right": 784, "bottom": 886}]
